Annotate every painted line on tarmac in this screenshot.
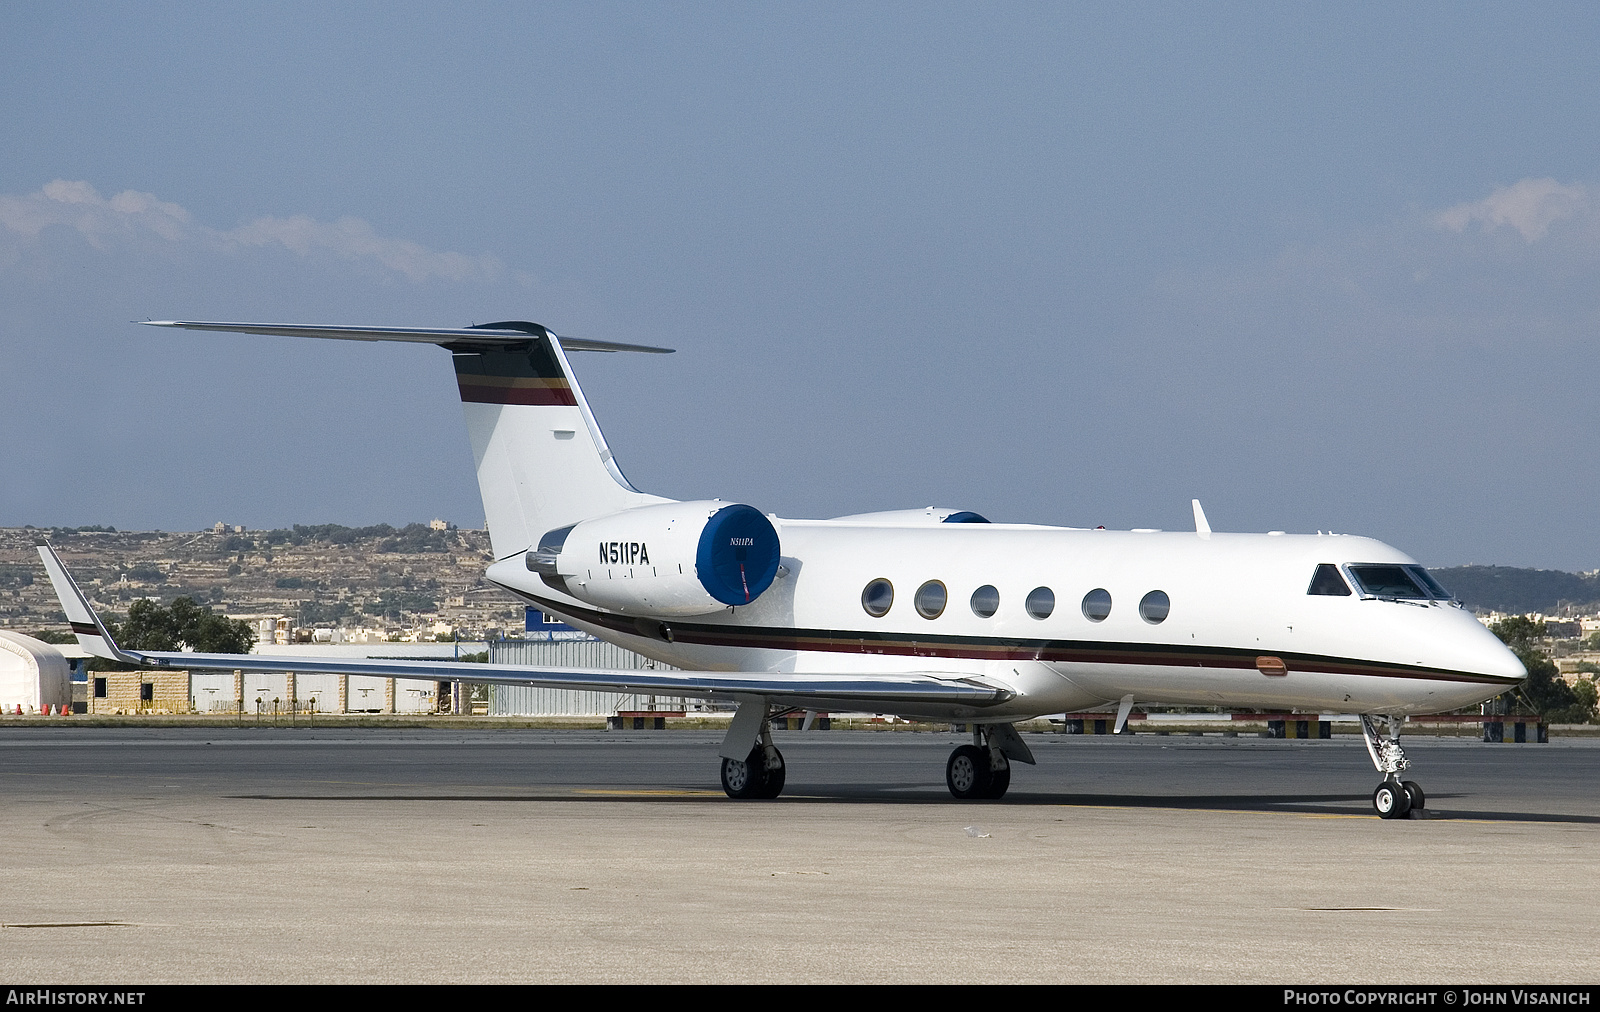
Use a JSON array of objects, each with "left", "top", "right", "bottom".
[
  {"left": 1051, "top": 802, "right": 1374, "bottom": 820},
  {"left": 1051, "top": 802, "right": 1562, "bottom": 824},
  {"left": 575, "top": 788, "right": 727, "bottom": 797}
]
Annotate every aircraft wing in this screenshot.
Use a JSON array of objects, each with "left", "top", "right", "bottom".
[{"left": 36, "top": 546, "right": 1012, "bottom": 712}]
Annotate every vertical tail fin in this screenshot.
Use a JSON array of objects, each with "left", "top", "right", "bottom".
[
  {"left": 449, "top": 322, "right": 669, "bottom": 558},
  {"left": 140, "top": 319, "right": 676, "bottom": 560}
]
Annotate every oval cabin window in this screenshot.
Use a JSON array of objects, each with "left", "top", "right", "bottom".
[
  {"left": 861, "top": 579, "right": 894, "bottom": 618},
  {"left": 1139, "top": 590, "right": 1170, "bottom": 624},
  {"left": 1025, "top": 587, "right": 1055, "bottom": 620},
  {"left": 1081, "top": 588, "right": 1112, "bottom": 622},
  {"left": 914, "top": 581, "right": 947, "bottom": 619},
  {"left": 970, "top": 585, "right": 1000, "bottom": 618}
]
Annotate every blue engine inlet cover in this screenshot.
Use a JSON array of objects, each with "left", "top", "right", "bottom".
[{"left": 696, "top": 504, "right": 781, "bottom": 606}]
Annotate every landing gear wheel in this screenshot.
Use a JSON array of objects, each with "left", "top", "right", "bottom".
[
  {"left": 721, "top": 748, "right": 765, "bottom": 799},
  {"left": 946, "top": 744, "right": 995, "bottom": 800},
  {"left": 721, "top": 746, "right": 785, "bottom": 799},
  {"left": 1373, "top": 780, "right": 1412, "bottom": 819},
  {"left": 982, "top": 763, "right": 1011, "bottom": 800},
  {"left": 1402, "top": 780, "right": 1425, "bottom": 812},
  {"left": 756, "top": 746, "right": 786, "bottom": 799}
]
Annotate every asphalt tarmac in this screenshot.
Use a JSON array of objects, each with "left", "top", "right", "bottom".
[{"left": 0, "top": 727, "right": 1596, "bottom": 984}]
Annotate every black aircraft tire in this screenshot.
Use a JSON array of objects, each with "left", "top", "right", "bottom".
[
  {"left": 1373, "top": 781, "right": 1411, "bottom": 819},
  {"left": 946, "top": 745, "right": 994, "bottom": 800},
  {"left": 757, "top": 747, "right": 786, "bottom": 799},
  {"left": 1402, "top": 780, "right": 1425, "bottom": 811},
  {"left": 720, "top": 749, "right": 767, "bottom": 799},
  {"left": 983, "top": 763, "right": 1011, "bottom": 800}
]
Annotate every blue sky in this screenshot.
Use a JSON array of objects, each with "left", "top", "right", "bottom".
[{"left": 3, "top": 3, "right": 1599, "bottom": 569}]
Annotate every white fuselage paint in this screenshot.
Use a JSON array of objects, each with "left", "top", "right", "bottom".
[{"left": 485, "top": 520, "right": 1525, "bottom": 722}]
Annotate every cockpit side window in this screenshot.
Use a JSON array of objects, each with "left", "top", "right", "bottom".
[
  {"left": 1307, "top": 564, "right": 1352, "bottom": 597},
  {"left": 1347, "top": 564, "right": 1429, "bottom": 599}
]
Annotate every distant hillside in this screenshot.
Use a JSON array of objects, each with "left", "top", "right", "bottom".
[
  {"left": 0, "top": 525, "right": 517, "bottom": 639},
  {"left": 1432, "top": 566, "right": 1600, "bottom": 615}
]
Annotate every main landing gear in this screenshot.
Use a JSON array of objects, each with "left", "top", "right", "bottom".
[
  {"left": 945, "top": 724, "right": 1030, "bottom": 801},
  {"left": 1361, "top": 714, "right": 1425, "bottom": 819},
  {"left": 719, "top": 709, "right": 786, "bottom": 799},
  {"left": 717, "top": 705, "right": 1034, "bottom": 801}
]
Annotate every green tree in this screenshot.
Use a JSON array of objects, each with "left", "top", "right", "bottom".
[
  {"left": 1565, "top": 677, "right": 1599, "bottom": 724},
  {"left": 1488, "top": 615, "right": 1544, "bottom": 649},
  {"left": 95, "top": 597, "right": 256, "bottom": 668}
]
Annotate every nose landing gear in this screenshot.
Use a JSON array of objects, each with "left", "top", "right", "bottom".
[{"left": 1361, "top": 714, "right": 1424, "bottom": 819}]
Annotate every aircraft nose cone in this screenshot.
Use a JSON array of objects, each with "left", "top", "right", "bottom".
[{"left": 1465, "top": 619, "right": 1527, "bottom": 681}]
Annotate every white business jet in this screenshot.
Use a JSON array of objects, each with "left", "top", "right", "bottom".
[{"left": 37, "top": 320, "right": 1525, "bottom": 817}]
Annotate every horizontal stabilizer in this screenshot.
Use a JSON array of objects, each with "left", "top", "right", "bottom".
[{"left": 140, "top": 320, "right": 674, "bottom": 355}]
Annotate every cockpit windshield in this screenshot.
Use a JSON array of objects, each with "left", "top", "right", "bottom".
[
  {"left": 1406, "top": 565, "right": 1453, "bottom": 600},
  {"left": 1346, "top": 564, "right": 1454, "bottom": 601}
]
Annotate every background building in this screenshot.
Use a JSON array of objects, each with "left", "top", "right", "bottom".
[{"left": 0, "top": 631, "right": 71, "bottom": 714}]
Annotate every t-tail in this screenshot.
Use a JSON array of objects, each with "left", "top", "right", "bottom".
[{"left": 142, "top": 319, "right": 674, "bottom": 559}]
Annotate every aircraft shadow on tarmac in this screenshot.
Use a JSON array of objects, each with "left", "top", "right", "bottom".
[{"left": 223, "top": 790, "right": 1600, "bottom": 822}]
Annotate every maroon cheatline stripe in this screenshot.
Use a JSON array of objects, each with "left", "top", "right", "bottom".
[
  {"left": 456, "top": 384, "right": 578, "bottom": 406},
  {"left": 69, "top": 622, "right": 99, "bottom": 636},
  {"left": 671, "top": 627, "right": 1517, "bottom": 684},
  {"left": 503, "top": 588, "right": 1524, "bottom": 688}
]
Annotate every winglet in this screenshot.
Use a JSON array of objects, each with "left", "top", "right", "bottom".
[
  {"left": 35, "top": 544, "right": 138, "bottom": 663},
  {"left": 1192, "top": 499, "right": 1211, "bottom": 537}
]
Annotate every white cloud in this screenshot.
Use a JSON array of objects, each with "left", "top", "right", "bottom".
[
  {"left": 0, "top": 180, "right": 502, "bottom": 282},
  {"left": 1143, "top": 174, "right": 1600, "bottom": 358},
  {"left": 230, "top": 214, "right": 501, "bottom": 283},
  {"left": 1435, "top": 177, "right": 1589, "bottom": 242},
  {"left": 0, "top": 180, "right": 196, "bottom": 250}
]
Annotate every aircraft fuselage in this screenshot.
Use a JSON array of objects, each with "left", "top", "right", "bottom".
[{"left": 487, "top": 522, "right": 1523, "bottom": 721}]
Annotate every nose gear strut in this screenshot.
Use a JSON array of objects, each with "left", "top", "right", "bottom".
[{"left": 1360, "top": 714, "right": 1424, "bottom": 819}]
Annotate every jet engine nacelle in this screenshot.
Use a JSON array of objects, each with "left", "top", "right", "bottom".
[{"left": 528, "top": 500, "right": 781, "bottom": 617}]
